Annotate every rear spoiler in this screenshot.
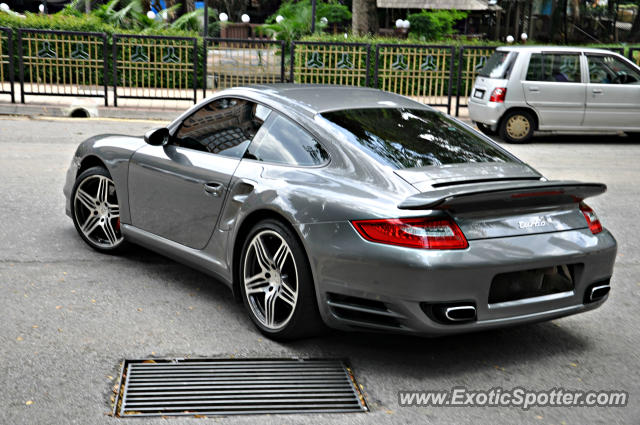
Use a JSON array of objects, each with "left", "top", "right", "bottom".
[{"left": 398, "top": 180, "right": 606, "bottom": 210}]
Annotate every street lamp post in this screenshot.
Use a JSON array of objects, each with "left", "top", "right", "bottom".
[{"left": 311, "top": 0, "right": 316, "bottom": 33}]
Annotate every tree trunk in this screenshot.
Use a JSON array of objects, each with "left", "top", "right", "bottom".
[
  {"left": 352, "top": 0, "right": 378, "bottom": 36},
  {"left": 84, "top": 0, "right": 91, "bottom": 14},
  {"left": 631, "top": 10, "right": 640, "bottom": 42}
]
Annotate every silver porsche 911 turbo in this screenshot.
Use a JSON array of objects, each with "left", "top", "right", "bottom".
[{"left": 63, "top": 84, "right": 617, "bottom": 340}]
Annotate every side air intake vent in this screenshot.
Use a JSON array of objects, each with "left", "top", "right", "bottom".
[{"left": 327, "top": 293, "right": 404, "bottom": 329}]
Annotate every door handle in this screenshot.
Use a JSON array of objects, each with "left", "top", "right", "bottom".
[
  {"left": 592, "top": 88, "right": 603, "bottom": 94},
  {"left": 203, "top": 182, "right": 224, "bottom": 197},
  {"left": 528, "top": 86, "right": 540, "bottom": 92}
]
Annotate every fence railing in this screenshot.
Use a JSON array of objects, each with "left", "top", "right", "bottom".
[
  {"left": 0, "top": 27, "right": 15, "bottom": 103},
  {"left": 455, "top": 45, "right": 496, "bottom": 117},
  {"left": 203, "top": 38, "right": 285, "bottom": 98},
  {"left": 630, "top": 48, "right": 640, "bottom": 66},
  {"left": 18, "top": 29, "right": 107, "bottom": 104},
  {"left": 291, "top": 41, "right": 370, "bottom": 86},
  {"left": 375, "top": 44, "right": 455, "bottom": 114},
  {"left": 112, "top": 34, "right": 198, "bottom": 106},
  {"left": 0, "top": 29, "right": 638, "bottom": 114}
]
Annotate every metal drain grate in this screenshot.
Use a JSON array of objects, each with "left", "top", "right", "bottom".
[{"left": 114, "top": 358, "right": 368, "bottom": 417}]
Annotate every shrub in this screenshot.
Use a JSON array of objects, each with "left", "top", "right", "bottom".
[
  {"left": 407, "top": 9, "right": 468, "bottom": 40},
  {"left": 261, "top": 0, "right": 351, "bottom": 46}
]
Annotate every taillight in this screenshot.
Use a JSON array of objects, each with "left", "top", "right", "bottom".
[
  {"left": 351, "top": 217, "right": 468, "bottom": 250},
  {"left": 489, "top": 87, "right": 507, "bottom": 103},
  {"left": 580, "top": 203, "right": 602, "bottom": 234}
]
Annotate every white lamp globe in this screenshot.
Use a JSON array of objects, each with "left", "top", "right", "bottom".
[
  {"left": 219, "top": 12, "right": 228, "bottom": 22},
  {"left": 506, "top": 35, "right": 515, "bottom": 44},
  {"left": 160, "top": 10, "right": 168, "bottom": 20},
  {"left": 241, "top": 13, "right": 250, "bottom": 23},
  {"left": 395, "top": 18, "right": 403, "bottom": 28},
  {"left": 402, "top": 19, "right": 410, "bottom": 29},
  {"left": 275, "top": 15, "right": 284, "bottom": 23},
  {"left": 38, "top": 3, "right": 44, "bottom": 12},
  {"left": 520, "top": 32, "right": 528, "bottom": 41},
  {"left": 320, "top": 16, "right": 328, "bottom": 24},
  {"left": 146, "top": 10, "right": 156, "bottom": 19},
  {"left": 0, "top": 3, "right": 10, "bottom": 11}
]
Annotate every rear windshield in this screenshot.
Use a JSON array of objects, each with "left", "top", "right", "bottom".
[
  {"left": 478, "top": 51, "right": 516, "bottom": 79},
  {"left": 319, "top": 108, "right": 515, "bottom": 169}
]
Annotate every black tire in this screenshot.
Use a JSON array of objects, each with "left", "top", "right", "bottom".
[
  {"left": 71, "top": 166, "right": 127, "bottom": 254},
  {"left": 499, "top": 110, "right": 535, "bottom": 143},
  {"left": 239, "top": 219, "right": 324, "bottom": 340},
  {"left": 476, "top": 122, "right": 497, "bottom": 136}
]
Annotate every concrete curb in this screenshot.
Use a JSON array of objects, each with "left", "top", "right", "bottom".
[{"left": 0, "top": 102, "right": 184, "bottom": 121}]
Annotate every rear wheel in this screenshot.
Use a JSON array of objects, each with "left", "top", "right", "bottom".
[
  {"left": 499, "top": 110, "right": 535, "bottom": 143},
  {"left": 239, "top": 219, "right": 323, "bottom": 340},
  {"left": 71, "top": 166, "right": 126, "bottom": 253},
  {"left": 476, "top": 122, "right": 497, "bottom": 136}
]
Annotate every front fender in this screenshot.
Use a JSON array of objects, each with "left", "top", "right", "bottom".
[{"left": 63, "top": 135, "right": 146, "bottom": 224}]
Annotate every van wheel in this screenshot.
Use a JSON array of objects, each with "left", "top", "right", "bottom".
[
  {"left": 476, "top": 122, "right": 497, "bottom": 136},
  {"left": 499, "top": 110, "right": 535, "bottom": 143}
]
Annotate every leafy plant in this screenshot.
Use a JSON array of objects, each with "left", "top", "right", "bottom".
[
  {"left": 407, "top": 9, "right": 468, "bottom": 40},
  {"left": 261, "top": 0, "right": 350, "bottom": 45}
]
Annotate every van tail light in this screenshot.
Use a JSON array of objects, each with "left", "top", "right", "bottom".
[
  {"left": 489, "top": 87, "right": 507, "bottom": 103},
  {"left": 580, "top": 203, "right": 602, "bottom": 234},
  {"left": 351, "top": 217, "right": 468, "bottom": 250}
]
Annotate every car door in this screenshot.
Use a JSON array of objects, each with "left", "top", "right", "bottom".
[
  {"left": 583, "top": 53, "right": 640, "bottom": 130},
  {"left": 127, "top": 98, "right": 270, "bottom": 249},
  {"left": 521, "top": 52, "right": 586, "bottom": 129}
]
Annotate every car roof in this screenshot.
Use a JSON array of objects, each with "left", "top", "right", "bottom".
[
  {"left": 223, "top": 84, "right": 430, "bottom": 117},
  {"left": 496, "top": 45, "right": 624, "bottom": 55}
]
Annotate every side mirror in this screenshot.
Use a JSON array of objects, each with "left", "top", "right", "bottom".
[{"left": 144, "top": 128, "right": 170, "bottom": 146}]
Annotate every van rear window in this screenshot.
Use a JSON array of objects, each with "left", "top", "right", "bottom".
[{"left": 478, "top": 51, "right": 517, "bottom": 79}]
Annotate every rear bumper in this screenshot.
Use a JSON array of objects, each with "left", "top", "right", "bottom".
[
  {"left": 301, "top": 222, "right": 617, "bottom": 336},
  {"left": 469, "top": 99, "right": 506, "bottom": 127}
]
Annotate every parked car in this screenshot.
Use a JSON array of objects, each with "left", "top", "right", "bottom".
[
  {"left": 64, "top": 85, "right": 617, "bottom": 340},
  {"left": 469, "top": 46, "right": 640, "bottom": 143}
]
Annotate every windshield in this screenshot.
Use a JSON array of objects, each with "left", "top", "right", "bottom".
[
  {"left": 319, "top": 108, "right": 516, "bottom": 170},
  {"left": 478, "top": 51, "right": 516, "bottom": 79}
]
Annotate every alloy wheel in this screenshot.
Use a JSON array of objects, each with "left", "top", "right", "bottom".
[
  {"left": 73, "top": 174, "right": 123, "bottom": 248},
  {"left": 243, "top": 230, "right": 298, "bottom": 330}
]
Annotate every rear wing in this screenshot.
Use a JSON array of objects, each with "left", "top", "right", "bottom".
[{"left": 398, "top": 180, "right": 606, "bottom": 210}]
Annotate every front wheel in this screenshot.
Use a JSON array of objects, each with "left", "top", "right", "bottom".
[
  {"left": 239, "top": 219, "right": 323, "bottom": 340},
  {"left": 499, "top": 110, "right": 535, "bottom": 143},
  {"left": 71, "top": 166, "right": 126, "bottom": 253}
]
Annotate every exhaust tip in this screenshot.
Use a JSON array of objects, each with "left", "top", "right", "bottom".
[
  {"left": 444, "top": 305, "right": 477, "bottom": 322},
  {"left": 421, "top": 302, "right": 477, "bottom": 324},
  {"left": 588, "top": 284, "right": 610, "bottom": 302}
]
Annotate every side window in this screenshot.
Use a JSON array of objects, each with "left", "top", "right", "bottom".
[
  {"left": 174, "top": 98, "right": 270, "bottom": 158},
  {"left": 245, "top": 114, "right": 329, "bottom": 166},
  {"left": 526, "top": 53, "right": 543, "bottom": 81},
  {"left": 526, "top": 53, "right": 581, "bottom": 83},
  {"left": 588, "top": 55, "right": 640, "bottom": 85}
]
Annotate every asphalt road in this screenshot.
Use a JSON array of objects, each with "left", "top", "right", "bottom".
[{"left": 1, "top": 116, "right": 638, "bottom": 425}]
